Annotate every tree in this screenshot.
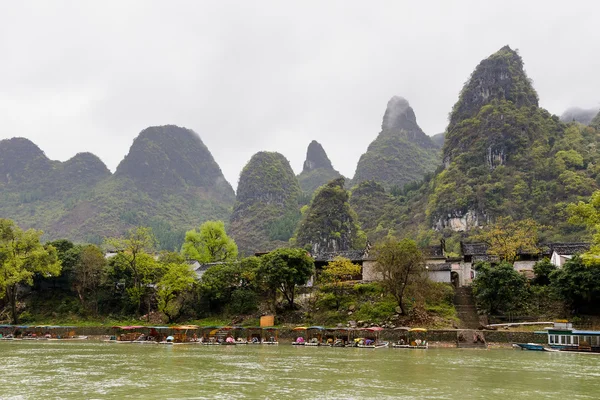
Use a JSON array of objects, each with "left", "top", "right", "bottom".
[
  {"left": 181, "top": 220, "right": 238, "bottom": 263},
  {"left": 157, "top": 263, "right": 196, "bottom": 323},
  {"left": 0, "top": 219, "right": 61, "bottom": 324},
  {"left": 532, "top": 258, "right": 556, "bottom": 286},
  {"left": 105, "top": 227, "right": 162, "bottom": 315},
  {"left": 472, "top": 262, "right": 530, "bottom": 315},
  {"left": 259, "top": 248, "right": 314, "bottom": 309},
  {"left": 318, "top": 257, "right": 361, "bottom": 310},
  {"left": 73, "top": 245, "right": 106, "bottom": 314},
  {"left": 567, "top": 191, "right": 600, "bottom": 263},
  {"left": 373, "top": 237, "right": 425, "bottom": 315},
  {"left": 198, "top": 257, "right": 261, "bottom": 314},
  {"left": 472, "top": 216, "right": 541, "bottom": 263},
  {"left": 550, "top": 256, "right": 600, "bottom": 314}
]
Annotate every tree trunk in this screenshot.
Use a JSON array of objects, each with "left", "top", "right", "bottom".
[{"left": 7, "top": 285, "right": 18, "bottom": 325}]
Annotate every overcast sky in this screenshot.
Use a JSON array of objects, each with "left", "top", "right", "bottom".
[{"left": 1, "top": 1, "right": 599, "bottom": 190}]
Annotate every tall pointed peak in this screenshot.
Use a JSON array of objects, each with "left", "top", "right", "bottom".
[
  {"left": 449, "top": 45, "right": 539, "bottom": 127},
  {"left": 302, "top": 140, "right": 334, "bottom": 172},
  {"left": 381, "top": 96, "right": 417, "bottom": 132}
]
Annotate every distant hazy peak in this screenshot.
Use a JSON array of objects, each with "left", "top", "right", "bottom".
[
  {"left": 381, "top": 96, "right": 417, "bottom": 133},
  {"left": 302, "top": 140, "right": 334, "bottom": 172},
  {"left": 560, "top": 107, "right": 600, "bottom": 125}
]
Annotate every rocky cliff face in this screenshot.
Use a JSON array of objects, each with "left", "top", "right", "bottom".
[
  {"left": 428, "top": 46, "right": 597, "bottom": 233},
  {"left": 560, "top": 107, "right": 600, "bottom": 125},
  {"left": 352, "top": 96, "right": 441, "bottom": 190},
  {"left": 294, "top": 178, "right": 365, "bottom": 253},
  {"left": 229, "top": 151, "right": 301, "bottom": 255},
  {"left": 297, "top": 140, "right": 342, "bottom": 195}
]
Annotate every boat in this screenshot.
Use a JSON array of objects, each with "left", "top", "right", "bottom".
[
  {"left": 392, "top": 328, "right": 428, "bottom": 349},
  {"left": 246, "top": 327, "right": 263, "bottom": 344},
  {"left": 355, "top": 327, "right": 389, "bottom": 348},
  {"left": 292, "top": 327, "right": 307, "bottom": 345},
  {"left": 325, "top": 327, "right": 354, "bottom": 347},
  {"left": 537, "top": 321, "right": 600, "bottom": 354},
  {"left": 200, "top": 326, "right": 222, "bottom": 345},
  {"left": 161, "top": 325, "right": 200, "bottom": 345},
  {"left": 106, "top": 326, "right": 147, "bottom": 343},
  {"left": 305, "top": 326, "right": 325, "bottom": 346},
  {"left": 218, "top": 326, "right": 246, "bottom": 345},
  {"left": 515, "top": 343, "right": 545, "bottom": 351},
  {"left": 262, "top": 327, "right": 279, "bottom": 345}
]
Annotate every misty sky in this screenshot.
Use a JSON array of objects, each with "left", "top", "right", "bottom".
[{"left": 1, "top": 1, "right": 599, "bottom": 190}]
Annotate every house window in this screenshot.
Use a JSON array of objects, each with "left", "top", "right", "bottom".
[{"left": 573, "top": 336, "right": 578, "bottom": 345}]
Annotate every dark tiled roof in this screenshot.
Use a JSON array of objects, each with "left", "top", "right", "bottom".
[
  {"left": 461, "top": 242, "right": 488, "bottom": 256},
  {"left": 423, "top": 245, "right": 444, "bottom": 258},
  {"left": 312, "top": 250, "right": 366, "bottom": 262},
  {"left": 472, "top": 255, "right": 499, "bottom": 263},
  {"left": 426, "top": 263, "right": 451, "bottom": 271},
  {"left": 549, "top": 243, "right": 590, "bottom": 256}
]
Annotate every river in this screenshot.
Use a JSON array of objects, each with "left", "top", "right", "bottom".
[{"left": 0, "top": 341, "right": 598, "bottom": 399}]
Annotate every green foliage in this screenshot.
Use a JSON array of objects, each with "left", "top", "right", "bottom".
[
  {"left": 472, "top": 262, "right": 530, "bottom": 315},
  {"left": 72, "top": 244, "right": 106, "bottom": 314},
  {"left": 0, "top": 219, "right": 62, "bottom": 323},
  {"left": 181, "top": 220, "right": 238, "bottom": 263},
  {"left": 157, "top": 262, "right": 196, "bottom": 323},
  {"left": 318, "top": 257, "right": 361, "bottom": 310},
  {"left": 198, "top": 256, "right": 261, "bottom": 315},
  {"left": 374, "top": 237, "right": 425, "bottom": 314},
  {"left": 550, "top": 256, "right": 600, "bottom": 314},
  {"left": 229, "top": 151, "right": 302, "bottom": 255},
  {"left": 259, "top": 248, "right": 314, "bottom": 309},
  {"left": 267, "top": 210, "right": 301, "bottom": 241},
  {"left": 0, "top": 127, "right": 235, "bottom": 251},
  {"left": 532, "top": 258, "right": 557, "bottom": 286},
  {"left": 352, "top": 128, "right": 440, "bottom": 190},
  {"left": 105, "top": 227, "right": 163, "bottom": 315},
  {"left": 295, "top": 178, "right": 366, "bottom": 252},
  {"left": 471, "top": 216, "right": 541, "bottom": 262}
]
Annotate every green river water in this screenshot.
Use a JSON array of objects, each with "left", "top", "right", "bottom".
[{"left": 0, "top": 341, "right": 598, "bottom": 399}]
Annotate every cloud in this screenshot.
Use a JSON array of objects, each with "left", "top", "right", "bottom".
[{"left": 1, "top": 0, "right": 599, "bottom": 189}]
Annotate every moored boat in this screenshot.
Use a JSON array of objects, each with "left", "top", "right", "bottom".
[
  {"left": 355, "top": 327, "right": 389, "bottom": 348},
  {"left": 540, "top": 321, "right": 600, "bottom": 354},
  {"left": 515, "top": 343, "right": 545, "bottom": 351}
]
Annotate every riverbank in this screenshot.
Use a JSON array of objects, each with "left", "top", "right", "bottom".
[{"left": 1, "top": 325, "right": 544, "bottom": 346}]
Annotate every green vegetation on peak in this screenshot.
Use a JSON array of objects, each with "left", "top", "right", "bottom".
[
  {"left": 294, "top": 177, "right": 366, "bottom": 253},
  {"left": 591, "top": 111, "right": 600, "bottom": 130},
  {"left": 297, "top": 140, "right": 343, "bottom": 196},
  {"left": 352, "top": 96, "right": 440, "bottom": 190},
  {"left": 447, "top": 46, "right": 538, "bottom": 133},
  {"left": 229, "top": 151, "right": 302, "bottom": 255},
  {"left": 116, "top": 125, "right": 234, "bottom": 198},
  {"left": 0, "top": 126, "right": 235, "bottom": 249}
]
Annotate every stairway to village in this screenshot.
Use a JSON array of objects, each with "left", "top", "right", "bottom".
[
  {"left": 454, "top": 287, "right": 481, "bottom": 329},
  {"left": 454, "top": 287, "right": 487, "bottom": 348}
]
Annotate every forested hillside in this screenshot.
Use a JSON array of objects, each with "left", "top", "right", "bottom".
[
  {"left": 350, "top": 46, "right": 600, "bottom": 248},
  {"left": 351, "top": 96, "right": 441, "bottom": 190},
  {"left": 0, "top": 126, "right": 235, "bottom": 249},
  {"left": 229, "top": 151, "right": 302, "bottom": 255}
]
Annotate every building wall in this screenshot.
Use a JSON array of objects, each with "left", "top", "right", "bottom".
[
  {"left": 428, "top": 270, "right": 451, "bottom": 283},
  {"left": 361, "top": 260, "right": 381, "bottom": 281},
  {"left": 513, "top": 261, "right": 536, "bottom": 272}
]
